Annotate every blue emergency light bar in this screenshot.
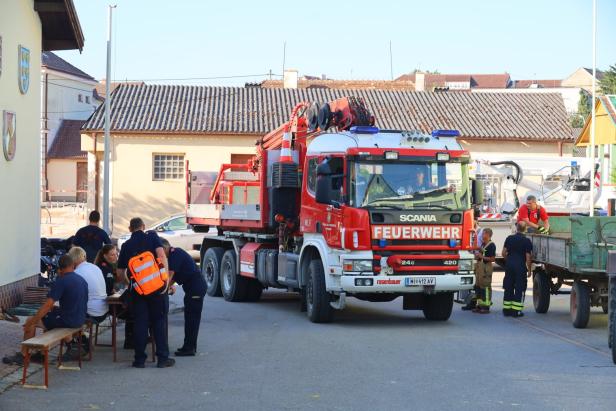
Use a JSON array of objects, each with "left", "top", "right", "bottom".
[
  {"left": 350, "top": 126, "right": 380, "bottom": 134},
  {"left": 431, "top": 129, "right": 460, "bottom": 137}
]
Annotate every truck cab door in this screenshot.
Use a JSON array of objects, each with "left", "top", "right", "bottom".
[{"left": 302, "top": 155, "right": 346, "bottom": 248}]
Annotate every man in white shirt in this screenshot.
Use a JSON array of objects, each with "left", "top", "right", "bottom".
[{"left": 68, "top": 247, "right": 109, "bottom": 320}]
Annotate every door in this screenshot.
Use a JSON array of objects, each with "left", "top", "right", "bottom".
[{"left": 76, "top": 162, "right": 87, "bottom": 203}]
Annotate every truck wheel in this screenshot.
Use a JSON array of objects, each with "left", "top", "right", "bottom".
[
  {"left": 422, "top": 292, "right": 453, "bottom": 321},
  {"left": 306, "top": 260, "right": 333, "bottom": 323},
  {"left": 203, "top": 247, "right": 224, "bottom": 297},
  {"left": 221, "top": 250, "right": 247, "bottom": 302},
  {"left": 533, "top": 270, "right": 550, "bottom": 314},
  {"left": 245, "top": 280, "right": 263, "bottom": 302},
  {"left": 571, "top": 281, "right": 590, "bottom": 329}
]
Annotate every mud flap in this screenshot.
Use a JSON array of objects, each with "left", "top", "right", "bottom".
[{"left": 403, "top": 294, "right": 424, "bottom": 310}]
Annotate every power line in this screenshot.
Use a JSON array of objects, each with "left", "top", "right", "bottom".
[{"left": 42, "top": 80, "right": 96, "bottom": 93}]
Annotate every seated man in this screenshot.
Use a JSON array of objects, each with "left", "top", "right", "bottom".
[
  {"left": 2, "top": 255, "right": 88, "bottom": 365},
  {"left": 517, "top": 195, "right": 550, "bottom": 234},
  {"left": 68, "top": 247, "right": 109, "bottom": 322}
]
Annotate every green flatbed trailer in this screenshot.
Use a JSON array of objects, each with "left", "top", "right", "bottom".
[{"left": 528, "top": 216, "right": 616, "bottom": 329}]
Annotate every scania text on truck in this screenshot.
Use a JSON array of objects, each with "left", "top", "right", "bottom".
[{"left": 187, "top": 97, "right": 482, "bottom": 323}]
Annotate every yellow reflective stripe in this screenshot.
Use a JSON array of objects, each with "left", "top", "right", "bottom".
[
  {"left": 511, "top": 301, "right": 524, "bottom": 310},
  {"left": 503, "top": 301, "right": 513, "bottom": 308},
  {"left": 134, "top": 260, "right": 154, "bottom": 273},
  {"left": 479, "top": 287, "right": 491, "bottom": 307},
  {"left": 137, "top": 272, "right": 161, "bottom": 285}
]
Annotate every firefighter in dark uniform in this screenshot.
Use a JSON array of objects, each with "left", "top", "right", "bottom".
[
  {"left": 160, "top": 239, "right": 207, "bottom": 356},
  {"left": 502, "top": 221, "right": 533, "bottom": 317},
  {"left": 117, "top": 217, "right": 175, "bottom": 368}
]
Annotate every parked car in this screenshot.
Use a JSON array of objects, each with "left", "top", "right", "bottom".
[{"left": 116, "top": 214, "right": 210, "bottom": 261}]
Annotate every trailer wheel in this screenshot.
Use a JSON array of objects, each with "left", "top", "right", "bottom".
[
  {"left": 570, "top": 281, "right": 591, "bottom": 329},
  {"left": 532, "top": 270, "right": 550, "bottom": 314},
  {"left": 221, "top": 250, "right": 247, "bottom": 302},
  {"left": 245, "top": 280, "right": 263, "bottom": 302},
  {"left": 306, "top": 260, "right": 333, "bottom": 323},
  {"left": 422, "top": 292, "right": 453, "bottom": 321},
  {"left": 203, "top": 247, "right": 224, "bottom": 297}
]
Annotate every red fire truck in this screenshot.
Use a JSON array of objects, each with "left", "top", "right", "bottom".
[{"left": 187, "top": 97, "right": 481, "bottom": 323}]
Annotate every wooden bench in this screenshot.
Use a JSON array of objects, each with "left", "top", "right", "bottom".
[{"left": 21, "top": 327, "right": 83, "bottom": 389}]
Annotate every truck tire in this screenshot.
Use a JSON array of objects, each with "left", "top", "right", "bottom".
[
  {"left": 306, "top": 260, "right": 333, "bottom": 323},
  {"left": 422, "top": 292, "right": 453, "bottom": 321},
  {"left": 612, "top": 319, "right": 616, "bottom": 364},
  {"left": 245, "top": 280, "right": 263, "bottom": 302},
  {"left": 533, "top": 270, "right": 550, "bottom": 314},
  {"left": 571, "top": 281, "right": 590, "bottom": 329},
  {"left": 221, "top": 250, "right": 247, "bottom": 302},
  {"left": 203, "top": 247, "right": 224, "bottom": 297}
]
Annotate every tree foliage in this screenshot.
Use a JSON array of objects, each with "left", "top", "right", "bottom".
[
  {"left": 571, "top": 90, "right": 591, "bottom": 128},
  {"left": 599, "top": 64, "right": 616, "bottom": 95}
]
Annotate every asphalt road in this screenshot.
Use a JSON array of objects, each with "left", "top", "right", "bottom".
[{"left": 1, "top": 282, "right": 615, "bottom": 411}]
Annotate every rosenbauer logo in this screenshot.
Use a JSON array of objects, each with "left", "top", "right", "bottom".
[{"left": 372, "top": 225, "right": 461, "bottom": 240}]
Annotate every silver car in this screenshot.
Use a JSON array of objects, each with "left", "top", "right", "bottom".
[{"left": 116, "top": 214, "right": 209, "bottom": 260}]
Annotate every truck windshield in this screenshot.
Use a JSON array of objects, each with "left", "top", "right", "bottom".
[{"left": 350, "top": 160, "right": 469, "bottom": 211}]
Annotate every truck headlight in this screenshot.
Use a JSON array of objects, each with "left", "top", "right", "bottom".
[
  {"left": 459, "top": 259, "right": 473, "bottom": 271},
  {"left": 342, "top": 259, "right": 373, "bottom": 273}
]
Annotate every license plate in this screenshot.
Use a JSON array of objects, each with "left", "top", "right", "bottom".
[{"left": 405, "top": 277, "right": 436, "bottom": 286}]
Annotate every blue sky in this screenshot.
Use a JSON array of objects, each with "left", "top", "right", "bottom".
[{"left": 56, "top": 0, "right": 616, "bottom": 86}]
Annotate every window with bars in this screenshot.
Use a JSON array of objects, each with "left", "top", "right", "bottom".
[{"left": 153, "top": 154, "right": 185, "bottom": 180}]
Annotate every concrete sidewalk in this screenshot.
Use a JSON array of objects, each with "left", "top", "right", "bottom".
[{"left": 0, "top": 291, "right": 184, "bottom": 393}]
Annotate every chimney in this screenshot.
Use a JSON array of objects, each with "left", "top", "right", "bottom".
[
  {"left": 415, "top": 72, "right": 425, "bottom": 92},
  {"left": 283, "top": 69, "right": 299, "bottom": 89},
  {"left": 321, "top": 73, "right": 327, "bottom": 80}
]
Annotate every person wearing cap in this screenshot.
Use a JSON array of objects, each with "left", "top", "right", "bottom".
[
  {"left": 160, "top": 238, "right": 207, "bottom": 357},
  {"left": 3, "top": 255, "right": 88, "bottom": 366}
]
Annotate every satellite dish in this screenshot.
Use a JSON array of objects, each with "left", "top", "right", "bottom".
[
  {"left": 317, "top": 103, "right": 332, "bottom": 130},
  {"left": 306, "top": 102, "right": 320, "bottom": 131}
]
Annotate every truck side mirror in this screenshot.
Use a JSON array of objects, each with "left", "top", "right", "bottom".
[
  {"left": 316, "top": 175, "right": 332, "bottom": 205},
  {"left": 471, "top": 179, "right": 484, "bottom": 205},
  {"left": 315, "top": 158, "right": 341, "bottom": 208}
]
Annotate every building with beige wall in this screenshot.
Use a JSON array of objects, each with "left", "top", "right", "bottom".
[
  {"left": 0, "top": 0, "right": 83, "bottom": 306},
  {"left": 81, "top": 132, "right": 257, "bottom": 234},
  {"left": 81, "top": 84, "right": 574, "bottom": 237}
]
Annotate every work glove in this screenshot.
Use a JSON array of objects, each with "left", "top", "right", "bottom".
[{"left": 538, "top": 227, "right": 549, "bottom": 234}]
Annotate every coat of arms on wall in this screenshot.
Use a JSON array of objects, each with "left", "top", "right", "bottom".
[
  {"left": 18, "top": 45, "right": 30, "bottom": 94},
  {"left": 3, "top": 111, "right": 16, "bottom": 161}
]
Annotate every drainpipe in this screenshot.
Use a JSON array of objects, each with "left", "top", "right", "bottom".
[
  {"left": 42, "top": 72, "right": 49, "bottom": 201},
  {"left": 94, "top": 133, "right": 99, "bottom": 211}
]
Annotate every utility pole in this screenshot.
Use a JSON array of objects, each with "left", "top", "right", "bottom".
[
  {"left": 282, "top": 41, "right": 286, "bottom": 76},
  {"left": 103, "top": 4, "right": 116, "bottom": 234},
  {"left": 389, "top": 41, "right": 393, "bottom": 81},
  {"left": 589, "top": 0, "right": 597, "bottom": 216}
]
